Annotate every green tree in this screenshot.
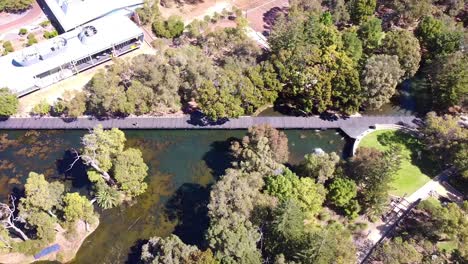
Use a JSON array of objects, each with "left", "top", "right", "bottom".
[
  {"left": 358, "top": 16, "right": 383, "bottom": 54},
  {"left": 31, "top": 99, "right": 51, "bottom": 116},
  {"left": 113, "top": 148, "right": 148, "bottom": 198},
  {"left": 415, "top": 16, "right": 463, "bottom": 61},
  {"left": 350, "top": 0, "right": 376, "bottom": 24},
  {"left": 206, "top": 218, "right": 262, "bottom": 264},
  {"left": 421, "top": 112, "right": 468, "bottom": 177},
  {"left": 141, "top": 234, "right": 209, "bottom": 264},
  {"left": 79, "top": 125, "right": 150, "bottom": 206},
  {"left": 328, "top": 178, "right": 357, "bottom": 208},
  {"left": 298, "top": 223, "right": 357, "bottom": 264},
  {"left": 349, "top": 147, "right": 401, "bottom": 215},
  {"left": 196, "top": 79, "right": 244, "bottom": 121},
  {"left": 272, "top": 45, "right": 362, "bottom": 115},
  {"left": 62, "top": 193, "right": 97, "bottom": 226},
  {"left": 382, "top": 29, "right": 422, "bottom": 78},
  {"left": 152, "top": 15, "right": 184, "bottom": 38},
  {"left": 166, "top": 15, "right": 185, "bottom": 38},
  {"left": 2, "top": 41, "right": 14, "bottom": 55},
  {"left": 265, "top": 168, "right": 327, "bottom": 216},
  {"left": 62, "top": 90, "right": 86, "bottom": 118},
  {"left": 361, "top": 55, "right": 404, "bottom": 109},
  {"left": 208, "top": 169, "right": 265, "bottom": 224},
  {"left": 18, "top": 172, "right": 64, "bottom": 242},
  {"left": 81, "top": 125, "right": 126, "bottom": 177},
  {"left": 95, "top": 184, "right": 121, "bottom": 209},
  {"left": 271, "top": 199, "right": 306, "bottom": 243},
  {"left": 429, "top": 51, "right": 467, "bottom": 110},
  {"left": 300, "top": 152, "right": 340, "bottom": 183},
  {"left": 25, "top": 211, "right": 56, "bottom": 242},
  {"left": 328, "top": 0, "right": 350, "bottom": 25},
  {"left": 342, "top": 29, "right": 363, "bottom": 63},
  {"left": 19, "top": 172, "right": 64, "bottom": 218},
  {"left": 388, "top": 0, "right": 433, "bottom": 26},
  {"left": 86, "top": 68, "right": 129, "bottom": 116},
  {"left": 263, "top": 199, "right": 307, "bottom": 260},
  {"left": 0, "top": 88, "right": 18, "bottom": 117},
  {"left": 373, "top": 237, "right": 423, "bottom": 264}
]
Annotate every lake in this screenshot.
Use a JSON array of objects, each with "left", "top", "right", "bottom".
[{"left": 0, "top": 129, "right": 350, "bottom": 263}]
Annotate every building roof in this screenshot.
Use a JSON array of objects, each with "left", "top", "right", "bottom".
[
  {"left": 0, "top": 15, "right": 143, "bottom": 95},
  {"left": 44, "top": 0, "right": 144, "bottom": 32}
]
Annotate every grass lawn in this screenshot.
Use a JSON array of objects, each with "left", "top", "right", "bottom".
[
  {"left": 358, "top": 129, "right": 436, "bottom": 197},
  {"left": 437, "top": 240, "right": 457, "bottom": 253}
]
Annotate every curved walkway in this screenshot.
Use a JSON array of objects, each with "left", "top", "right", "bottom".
[
  {"left": 0, "top": 115, "right": 418, "bottom": 138},
  {"left": 0, "top": 2, "right": 43, "bottom": 34}
]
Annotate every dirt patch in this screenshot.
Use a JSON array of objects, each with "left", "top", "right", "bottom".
[
  {"left": 160, "top": 0, "right": 232, "bottom": 23},
  {"left": 235, "top": 0, "right": 289, "bottom": 34},
  {"left": 0, "top": 220, "right": 99, "bottom": 264}
]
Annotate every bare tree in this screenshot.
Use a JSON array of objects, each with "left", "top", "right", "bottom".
[{"left": 0, "top": 196, "right": 29, "bottom": 241}]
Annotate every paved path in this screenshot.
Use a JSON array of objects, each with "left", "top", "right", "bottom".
[
  {"left": 0, "top": 2, "right": 43, "bottom": 34},
  {"left": 359, "top": 168, "right": 463, "bottom": 264},
  {"left": 0, "top": 115, "right": 417, "bottom": 138},
  {"left": 366, "top": 168, "right": 456, "bottom": 244}
]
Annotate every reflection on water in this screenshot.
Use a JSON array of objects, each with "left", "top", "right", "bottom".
[{"left": 0, "top": 129, "right": 347, "bottom": 263}]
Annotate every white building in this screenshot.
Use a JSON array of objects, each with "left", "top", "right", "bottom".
[
  {"left": 44, "top": 0, "right": 144, "bottom": 32},
  {"left": 0, "top": 0, "right": 144, "bottom": 96}
]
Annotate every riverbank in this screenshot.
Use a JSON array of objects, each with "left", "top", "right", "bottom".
[{"left": 0, "top": 219, "right": 99, "bottom": 264}]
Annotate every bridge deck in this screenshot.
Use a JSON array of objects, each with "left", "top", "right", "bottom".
[{"left": 0, "top": 116, "right": 418, "bottom": 139}]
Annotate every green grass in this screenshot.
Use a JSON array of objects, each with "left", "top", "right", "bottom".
[
  {"left": 358, "top": 129, "right": 434, "bottom": 196},
  {"left": 437, "top": 240, "right": 457, "bottom": 253}
]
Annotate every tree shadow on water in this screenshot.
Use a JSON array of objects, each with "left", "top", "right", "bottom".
[
  {"left": 125, "top": 238, "right": 148, "bottom": 264},
  {"left": 202, "top": 137, "right": 237, "bottom": 179},
  {"left": 164, "top": 183, "right": 211, "bottom": 248},
  {"left": 56, "top": 150, "right": 90, "bottom": 188}
]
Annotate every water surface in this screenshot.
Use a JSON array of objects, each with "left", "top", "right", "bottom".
[{"left": 0, "top": 129, "right": 348, "bottom": 263}]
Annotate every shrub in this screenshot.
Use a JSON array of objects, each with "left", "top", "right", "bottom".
[
  {"left": 32, "top": 100, "right": 51, "bottom": 116},
  {"left": 52, "top": 100, "right": 66, "bottom": 116},
  {"left": 26, "top": 33, "right": 38, "bottom": 47},
  {"left": 43, "top": 30, "right": 58, "bottom": 39},
  {"left": 39, "top": 20, "right": 51, "bottom": 28},
  {"left": 0, "top": 88, "right": 19, "bottom": 116},
  {"left": 2, "top": 41, "right": 14, "bottom": 55},
  {"left": 152, "top": 15, "right": 184, "bottom": 39},
  {"left": 19, "top": 28, "right": 28, "bottom": 35}
]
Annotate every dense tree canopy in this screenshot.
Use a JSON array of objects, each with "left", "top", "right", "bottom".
[
  {"left": 416, "top": 16, "right": 463, "bottom": 61},
  {"left": 0, "top": 88, "right": 19, "bottom": 117},
  {"left": 421, "top": 112, "right": 468, "bottom": 178},
  {"left": 265, "top": 168, "right": 327, "bottom": 217},
  {"left": 349, "top": 147, "right": 402, "bottom": 215},
  {"left": 350, "top": 0, "right": 376, "bottom": 24},
  {"left": 80, "top": 126, "right": 149, "bottom": 207},
  {"left": 62, "top": 193, "right": 97, "bottom": 226},
  {"left": 361, "top": 55, "right": 404, "bottom": 109},
  {"left": 299, "top": 151, "right": 340, "bottom": 183},
  {"left": 358, "top": 17, "right": 384, "bottom": 55},
  {"left": 381, "top": 29, "right": 422, "bottom": 78},
  {"left": 428, "top": 51, "right": 467, "bottom": 111},
  {"left": 141, "top": 235, "right": 216, "bottom": 264}
]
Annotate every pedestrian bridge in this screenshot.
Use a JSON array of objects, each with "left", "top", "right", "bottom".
[{"left": 0, "top": 115, "right": 419, "bottom": 139}]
